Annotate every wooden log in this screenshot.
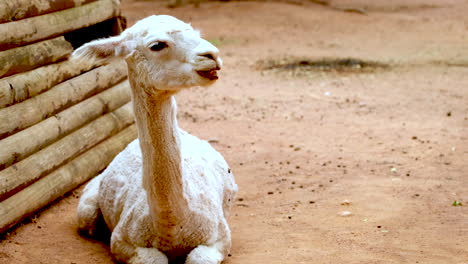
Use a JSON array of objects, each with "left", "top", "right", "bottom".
[
  {"left": 0, "top": 59, "right": 98, "bottom": 108},
  {"left": 0, "top": 36, "right": 73, "bottom": 79},
  {"left": 0, "top": 61, "right": 128, "bottom": 139},
  {"left": 0, "top": 0, "right": 120, "bottom": 51},
  {"left": 0, "top": 0, "right": 98, "bottom": 24},
  {"left": 0, "top": 80, "right": 131, "bottom": 170},
  {"left": 0, "top": 124, "right": 137, "bottom": 234},
  {"left": 0, "top": 102, "right": 134, "bottom": 201}
]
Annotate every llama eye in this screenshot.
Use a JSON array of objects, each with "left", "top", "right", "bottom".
[{"left": 149, "top": 42, "right": 168, "bottom": 51}]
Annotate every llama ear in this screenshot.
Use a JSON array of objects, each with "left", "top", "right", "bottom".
[{"left": 71, "top": 35, "right": 133, "bottom": 63}]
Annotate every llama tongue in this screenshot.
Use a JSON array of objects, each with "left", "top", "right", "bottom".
[{"left": 197, "top": 69, "right": 218, "bottom": 80}]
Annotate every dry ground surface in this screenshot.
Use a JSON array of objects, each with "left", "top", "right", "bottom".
[{"left": 1, "top": 0, "right": 468, "bottom": 263}]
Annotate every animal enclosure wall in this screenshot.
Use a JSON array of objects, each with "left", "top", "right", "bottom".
[{"left": 0, "top": 0, "right": 136, "bottom": 233}]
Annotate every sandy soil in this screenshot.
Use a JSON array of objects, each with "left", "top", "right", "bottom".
[{"left": 1, "top": 0, "right": 467, "bottom": 263}]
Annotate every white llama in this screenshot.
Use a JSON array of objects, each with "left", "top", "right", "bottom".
[{"left": 72, "top": 15, "right": 238, "bottom": 264}]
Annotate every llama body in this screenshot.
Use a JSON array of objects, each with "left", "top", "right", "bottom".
[
  {"left": 74, "top": 15, "right": 237, "bottom": 264},
  {"left": 81, "top": 129, "right": 236, "bottom": 262}
]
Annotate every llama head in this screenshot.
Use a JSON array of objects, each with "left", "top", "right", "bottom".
[{"left": 72, "top": 15, "right": 222, "bottom": 91}]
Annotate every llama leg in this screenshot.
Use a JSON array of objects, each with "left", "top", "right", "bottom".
[
  {"left": 129, "top": 247, "right": 169, "bottom": 264},
  {"left": 77, "top": 175, "right": 103, "bottom": 236},
  {"left": 186, "top": 222, "right": 232, "bottom": 264},
  {"left": 185, "top": 244, "right": 224, "bottom": 264},
  {"left": 111, "top": 231, "right": 168, "bottom": 264}
]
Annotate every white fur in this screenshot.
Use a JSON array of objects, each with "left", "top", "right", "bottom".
[{"left": 74, "top": 15, "right": 237, "bottom": 264}]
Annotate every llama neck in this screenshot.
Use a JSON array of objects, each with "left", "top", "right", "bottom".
[{"left": 129, "top": 73, "right": 188, "bottom": 231}]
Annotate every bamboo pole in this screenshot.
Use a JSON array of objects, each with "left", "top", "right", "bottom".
[
  {"left": 0, "top": 0, "right": 97, "bottom": 24},
  {"left": 0, "top": 59, "right": 98, "bottom": 108},
  {"left": 0, "top": 124, "right": 137, "bottom": 234},
  {"left": 0, "top": 80, "right": 131, "bottom": 170},
  {"left": 0, "top": 0, "right": 120, "bottom": 51},
  {"left": 0, "top": 61, "right": 128, "bottom": 139},
  {"left": 0, "top": 102, "right": 134, "bottom": 201},
  {"left": 0, "top": 36, "right": 73, "bottom": 79}
]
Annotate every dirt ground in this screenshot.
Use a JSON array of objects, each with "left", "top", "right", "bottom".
[{"left": 1, "top": 0, "right": 467, "bottom": 263}]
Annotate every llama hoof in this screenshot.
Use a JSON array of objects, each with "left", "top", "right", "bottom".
[
  {"left": 129, "top": 247, "right": 169, "bottom": 264},
  {"left": 185, "top": 245, "right": 223, "bottom": 264}
]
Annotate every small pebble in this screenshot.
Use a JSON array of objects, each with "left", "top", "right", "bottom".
[
  {"left": 341, "top": 199, "right": 351, "bottom": 205},
  {"left": 338, "top": 211, "right": 352, "bottom": 217}
]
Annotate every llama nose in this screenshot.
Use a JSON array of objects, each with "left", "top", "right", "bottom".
[
  {"left": 198, "top": 52, "right": 221, "bottom": 70},
  {"left": 195, "top": 39, "right": 222, "bottom": 67},
  {"left": 200, "top": 53, "right": 216, "bottom": 61}
]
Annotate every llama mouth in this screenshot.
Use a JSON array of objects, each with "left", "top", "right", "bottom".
[{"left": 196, "top": 69, "right": 218, "bottom": 80}]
